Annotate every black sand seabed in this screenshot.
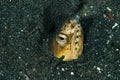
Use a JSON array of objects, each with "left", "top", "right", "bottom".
[{"left": 0, "top": 0, "right": 120, "bottom": 80}]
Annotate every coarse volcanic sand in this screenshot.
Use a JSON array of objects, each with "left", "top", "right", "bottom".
[{"left": 0, "top": 0, "right": 119, "bottom": 80}]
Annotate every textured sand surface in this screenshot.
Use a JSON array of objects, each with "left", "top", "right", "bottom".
[{"left": 0, "top": 0, "right": 119, "bottom": 80}]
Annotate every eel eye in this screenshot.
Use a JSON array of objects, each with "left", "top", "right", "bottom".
[{"left": 56, "top": 33, "right": 68, "bottom": 46}]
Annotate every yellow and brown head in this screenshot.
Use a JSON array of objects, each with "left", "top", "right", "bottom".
[{"left": 51, "top": 17, "right": 84, "bottom": 61}]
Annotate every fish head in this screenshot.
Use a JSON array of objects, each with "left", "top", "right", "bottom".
[{"left": 51, "top": 18, "right": 84, "bottom": 61}]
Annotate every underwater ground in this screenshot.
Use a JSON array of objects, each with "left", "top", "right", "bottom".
[{"left": 0, "top": 0, "right": 120, "bottom": 80}]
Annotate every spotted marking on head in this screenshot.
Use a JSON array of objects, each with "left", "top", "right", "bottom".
[{"left": 51, "top": 18, "right": 84, "bottom": 61}]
